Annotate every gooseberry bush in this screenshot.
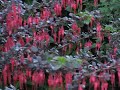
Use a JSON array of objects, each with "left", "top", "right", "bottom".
[{"left": 0, "top": 0, "right": 120, "bottom": 90}]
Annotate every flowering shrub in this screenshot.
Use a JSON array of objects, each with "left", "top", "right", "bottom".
[{"left": 0, "top": 0, "right": 120, "bottom": 90}]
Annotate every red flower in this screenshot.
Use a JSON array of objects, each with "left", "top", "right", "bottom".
[
  {"left": 94, "top": 0, "right": 98, "bottom": 7},
  {"left": 72, "top": 22, "right": 81, "bottom": 35},
  {"left": 54, "top": 2, "right": 62, "bottom": 16},
  {"left": 96, "top": 22, "right": 102, "bottom": 32},
  {"left": 96, "top": 42, "right": 101, "bottom": 51},
  {"left": 38, "top": 70, "right": 45, "bottom": 85},
  {"left": 65, "top": 72, "right": 72, "bottom": 85},
  {"left": 26, "top": 69, "right": 32, "bottom": 79},
  {"left": 79, "top": 0, "right": 83, "bottom": 10},
  {"left": 10, "top": 58, "right": 16, "bottom": 72},
  {"left": 19, "top": 72, "right": 27, "bottom": 90},
  {"left": 90, "top": 75, "right": 96, "bottom": 85},
  {"left": 101, "top": 81, "right": 108, "bottom": 90},
  {"left": 71, "top": 2, "right": 77, "bottom": 13},
  {"left": 53, "top": 33, "right": 57, "bottom": 43},
  {"left": 58, "top": 26, "right": 64, "bottom": 43},
  {"left": 18, "top": 37, "right": 25, "bottom": 47},
  {"left": 41, "top": 8, "right": 51, "bottom": 20},
  {"left": 48, "top": 74, "right": 54, "bottom": 87},
  {"left": 94, "top": 79, "right": 100, "bottom": 90},
  {"left": 78, "top": 85, "right": 83, "bottom": 90},
  {"left": 111, "top": 73, "right": 115, "bottom": 88}
]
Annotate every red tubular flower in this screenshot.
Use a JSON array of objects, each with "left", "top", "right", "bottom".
[
  {"left": 96, "top": 42, "right": 101, "bottom": 51},
  {"left": 94, "top": 79, "right": 100, "bottom": 90},
  {"left": 41, "top": 8, "right": 51, "bottom": 20},
  {"left": 7, "top": 70, "right": 11, "bottom": 84},
  {"left": 18, "top": 37, "right": 25, "bottom": 47},
  {"left": 38, "top": 70, "right": 45, "bottom": 86},
  {"left": 10, "top": 58, "right": 16, "bottom": 72},
  {"left": 94, "top": 0, "right": 98, "bottom": 7},
  {"left": 50, "top": 25, "right": 54, "bottom": 34},
  {"left": 90, "top": 17, "right": 95, "bottom": 27},
  {"left": 13, "top": 72, "right": 18, "bottom": 85},
  {"left": 71, "top": 2, "right": 77, "bottom": 13},
  {"left": 114, "top": 47, "right": 117, "bottom": 55},
  {"left": 32, "top": 71, "right": 38, "bottom": 90},
  {"left": 53, "top": 33, "right": 57, "bottom": 43},
  {"left": 28, "top": 54, "right": 32, "bottom": 62},
  {"left": 79, "top": 0, "right": 82, "bottom": 10},
  {"left": 54, "top": 2, "right": 62, "bottom": 16},
  {"left": 65, "top": 72, "right": 72, "bottom": 89},
  {"left": 45, "top": 33, "right": 50, "bottom": 46},
  {"left": 48, "top": 74, "right": 54, "bottom": 87},
  {"left": 69, "top": 43, "right": 73, "bottom": 52},
  {"left": 117, "top": 68, "right": 120, "bottom": 86},
  {"left": 62, "top": 0, "right": 67, "bottom": 8},
  {"left": 27, "top": 16, "right": 33, "bottom": 27},
  {"left": 76, "top": 0, "right": 79, "bottom": 7},
  {"left": 2, "top": 65, "right": 8, "bottom": 86},
  {"left": 96, "top": 22, "right": 102, "bottom": 32},
  {"left": 26, "top": 69, "right": 32, "bottom": 79},
  {"left": 58, "top": 26, "right": 64, "bottom": 43},
  {"left": 90, "top": 75, "right": 96, "bottom": 85},
  {"left": 111, "top": 73, "right": 115, "bottom": 88},
  {"left": 19, "top": 72, "right": 27, "bottom": 90},
  {"left": 78, "top": 85, "right": 83, "bottom": 90},
  {"left": 101, "top": 81, "right": 108, "bottom": 90},
  {"left": 85, "top": 41, "right": 92, "bottom": 48},
  {"left": 72, "top": 22, "right": 80, "bottom": 35}
]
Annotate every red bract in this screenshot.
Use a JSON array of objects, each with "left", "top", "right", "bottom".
[{"left": 54, "top": 2, "right": 62, "bottom": 16}]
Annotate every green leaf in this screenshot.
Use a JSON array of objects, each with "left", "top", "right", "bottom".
[{"left": 57, "top": 56, "right": 67, "bottom": 65}]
